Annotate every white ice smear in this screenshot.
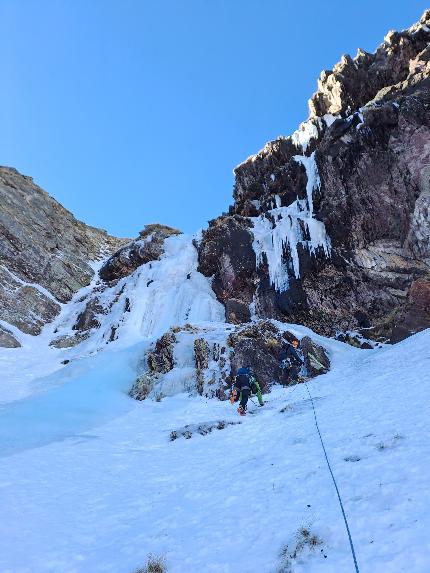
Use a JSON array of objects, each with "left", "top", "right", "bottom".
[
  {"left": 251, "top": 152, "right": 331, "bottom": 291},
  {"left": 0, "top": 234, "right": 225, "bottom": 403},
  {"left": 290, "top": 118, "right": 319, "bottom": 153}
]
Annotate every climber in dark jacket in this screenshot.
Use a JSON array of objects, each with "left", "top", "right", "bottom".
[
  {"left": 230, "top": 367, "right": 264, "bottom": 416},
  {"left": 279, "top": 339, "right": 304, "bottom": 385}
]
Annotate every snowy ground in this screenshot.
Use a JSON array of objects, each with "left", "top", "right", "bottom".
[{"left": 1, "top": 325, "right": 429, "bottom": 573}]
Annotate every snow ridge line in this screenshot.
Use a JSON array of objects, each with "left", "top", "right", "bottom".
[{"left": 304, "top": 381, "right": 360, "bottom": 573}]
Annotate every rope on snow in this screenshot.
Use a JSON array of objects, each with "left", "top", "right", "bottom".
[{"left": 304, "top": 380, "right": 360, "bottom": 573}]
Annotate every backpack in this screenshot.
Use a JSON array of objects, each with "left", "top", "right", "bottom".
[{"left": 235, "top": 370, "right": 251, "bottom": 390}]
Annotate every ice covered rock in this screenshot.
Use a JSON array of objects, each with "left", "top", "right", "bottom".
[
  {"left": 99, "top": 224, "right": 182, "bottom": 282},
  {"left": 129, "top": 332, "right": 177, "bottom": 400}
]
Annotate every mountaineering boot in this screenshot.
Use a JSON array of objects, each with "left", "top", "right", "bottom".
[{"left": 237, "top": 405, "right": 246, "bottom": 416}]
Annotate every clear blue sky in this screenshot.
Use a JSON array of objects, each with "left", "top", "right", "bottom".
[{"left": 1, "top": 0, "right": 428, "bottom": 237}]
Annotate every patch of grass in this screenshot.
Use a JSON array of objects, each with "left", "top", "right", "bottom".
[
  {"left": 134, "top": 553, "right": 167, "bottom": 573},
  {"left": 277, "top": 526, "right": 324, "bottom": 572}
]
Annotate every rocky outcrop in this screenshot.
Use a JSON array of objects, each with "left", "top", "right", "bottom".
[
  {"left": 129, "top": 332, "right": 177, "bottom": 400},
  {"left": 50, "top": 331, "right": 90, "bottom": 349},
  {"left": 335, "top": 332, "right": 374, "bottom": 350},
  {"left": 0, "top": 265, "right": 61, "bottom": 336},
  {"left": 227, "top": 321, "right": 330, "bottom": 390},
  {"left": 308, "top": 10, "right": 430, "bottom": 117},
  {"left": 198, "top": 11, "right": 430, "bottom": 343},
  {"left": 129, "top": 321, "right": 331, "bottom": 401},
  {"left": 73, "top": 297, "right": 105, "bottom": 332},
  {"left": 147, "top": 332, "right": 177, "bottom": 374},
  {"left": 0, "top": 167, "right": 125, "bottom": 344},
  {"left": 197, "top": 216, "right": 256, "bottom": 323},
  {"left": 99, "top": 224, "right": 181, "bottom": 282},
  {"left": 391, "top": 278, "right": 430, "bottom": 343},
  {"left": 0, "top": 325, "right": 21, "bottom": 348},
  {"left": 227, "top": 321, "right": 286, "bottom": 391},
  {"left": 300, "top": 336, "right": 330, "bottom": 377}
]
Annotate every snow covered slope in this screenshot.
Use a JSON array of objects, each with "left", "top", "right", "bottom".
[
  {"left": 0, "top": 233, "right": 224, "bottom": 403},
  {"left": 0, "top": 321, "right": 429, "bottom": 572}
]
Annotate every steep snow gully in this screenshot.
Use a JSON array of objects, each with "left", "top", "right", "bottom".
[{"left": 1, "top": 252, "right": 430, "bottom": 573}]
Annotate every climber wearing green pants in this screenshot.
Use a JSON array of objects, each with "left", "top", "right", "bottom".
[{"left": 230, "top": 367, "right": 264, "bottom": 415}]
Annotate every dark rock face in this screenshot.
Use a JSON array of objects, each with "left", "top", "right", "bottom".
[
  {"left": 99, "top": 224, "right": 181, "bottom": 282},
  {"left": 300, "top": 336, "right": 330, "bottom": 377},
  {"left": 197, "top": 216, "right": 257, "bottom": 322},
  {"left": 73, "top": 298, "right": 104, "bottom": 331},
  {"left": 227, "top": 321, "right": 329, "bottom": 391},
  {"left": 0, "top": 167, "right": 125, "bottom": 344},
  {"left": 391, "top": 279, "right": 430, "bottom": 343},
  {"left": 227, "top": 321, "right": 285, "bottom": 391},
  {"left": 198, "top": 11, "right": 430, "bottom": 342},
  {"left": 233, "top": 139, "right": 306, "bottom": 214}
]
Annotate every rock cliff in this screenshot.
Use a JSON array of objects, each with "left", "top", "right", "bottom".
[
  {"left": 198, "top": 10, "right": 430, "bottom": 342},
  {"left": 1, "top": 12, "right": 429, "bottom": 350},
  {"left": 0, "top": 167, "right": 125, "bottom": 346}
]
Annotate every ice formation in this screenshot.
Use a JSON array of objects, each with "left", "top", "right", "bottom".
[{"left": 251, "top": 152, "right": 331, "bottom": 292}]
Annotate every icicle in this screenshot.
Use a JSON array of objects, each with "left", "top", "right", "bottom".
[{"left": 251, "top": 153, "right": 331, "bottom": 292}]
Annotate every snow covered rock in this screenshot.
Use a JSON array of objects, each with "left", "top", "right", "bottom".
[
  {"left": 0, "top": 166, "right": 125, "bottom": 345},
  {"left": 130, "top": 324, "right": 232, "bottom": 401},
  {"left": 130, "top": 331, "right": 178, "bottom": 400},
  {"left": 50, "top": 331, "right": 90, "bottom": 349},
  {"left": 0, "top": 265, "right": 61, "bottom": 336},
  {"left": 147, "top": 331, "right": 177, "bottom": 374},
  {"left": 99, "top": 224, "right": 182, "bottom": 282},
  {"left": 72, "top": 297, "right": 105, "bottom": 331},
  {"left": 0, "top": 325, "right": 20, "bottom": 348}
]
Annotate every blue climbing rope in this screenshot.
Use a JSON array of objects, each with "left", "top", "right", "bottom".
[{"left": 304, "top": 381, "right": 360, "bottom": 573}]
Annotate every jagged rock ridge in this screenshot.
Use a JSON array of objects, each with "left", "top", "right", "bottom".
[{"left": 198, "top": 10, "right": 430, "bottom": 342}]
